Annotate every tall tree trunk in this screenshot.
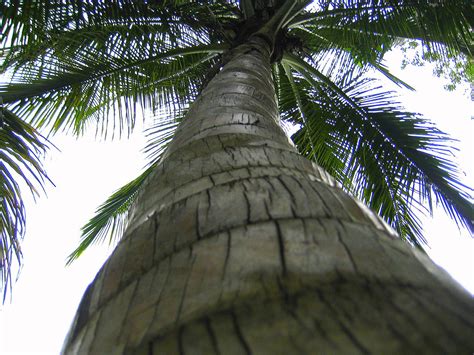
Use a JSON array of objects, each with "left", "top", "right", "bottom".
[{"left": 63, "top": 37, "right": 474, "bottom": 354}]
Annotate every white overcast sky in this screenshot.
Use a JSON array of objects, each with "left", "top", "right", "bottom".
[{"left": 0, "top": 49, "right": 473, "bottom": 354}]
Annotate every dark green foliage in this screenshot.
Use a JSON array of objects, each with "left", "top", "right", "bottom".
[{"left": 0, "top": 108, "right": 51, "bottom": 300}]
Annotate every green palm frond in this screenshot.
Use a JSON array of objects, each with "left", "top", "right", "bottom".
[
  {"left": 278, "top": 58, "right": 472, "bottom": 245},
  {"left": 1, "top": 44, "right": 226, "bottom": 137},
  {"left": 0, "top": 107, "right": 51, "bottom": 300},
  {"left": 289, "top": 1, "right": 472, "bottom": 89},
  {"left": 292, "top": 1, "right": 473, "bottom": 56},
  {"left": 1, "top": 1, "right": 238, "bottom": 50},
  {"left": 1, "top": 0, "right": 234, "bottom": 137},
  {"left": 66, "top": 164, "right": 154, "bottom": 265},
  {"left": 143, "top": 115, "right": 181, "bottom": 165},
  {"left": 66, "top": 113, "right": 180, "bottom": 264}
]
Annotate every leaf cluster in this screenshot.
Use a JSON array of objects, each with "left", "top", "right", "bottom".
[{"left": 0, "top": 107, "right": 51, "bottom": 301}]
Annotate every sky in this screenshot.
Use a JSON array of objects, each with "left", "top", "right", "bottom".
[{"left": 0, "top": 49, "right": 473, "bottom": 354}]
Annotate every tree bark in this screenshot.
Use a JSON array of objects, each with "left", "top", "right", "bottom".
[{"left": 62, "top": 37, "right": 474, "bottom": 354}]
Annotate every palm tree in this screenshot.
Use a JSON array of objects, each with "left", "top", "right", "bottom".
[{"left": 1, "top": 0, "right": 473, "bottom": 353}]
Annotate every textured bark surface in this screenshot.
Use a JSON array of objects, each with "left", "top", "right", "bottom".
[{"left": 63, "top": 37, "right": 474, "bottom": 354}]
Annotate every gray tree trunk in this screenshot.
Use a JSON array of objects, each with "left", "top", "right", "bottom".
[{"left": 63, "top": 37, "right": 474, "bottom": 354}]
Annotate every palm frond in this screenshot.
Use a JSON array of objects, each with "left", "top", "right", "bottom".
[
  {"left": 279, "top": 57, "right": 472, "bottom": 245},
  {"left": 143, "top": 115, "right": 181, "bottom": 165},
  {"left": 288, "top": 1, "right": 472, "bottom": 91},
  {"left": 1, "top": 1, "right": 239, "bottom": 52},
  {"left": 292, "top": 1, "right": 472, "bottom": 52},
  {"left": 66, "top": 112, "right": 179, "bottom": 264},
  {"left": 0, "top": 107, "right": 51, "bottom": 300},
  {"left": 66, "top": 163, "right": 155, "bottom": 265},
  {"left": 1, "top": 0, "right": 235, "bottom": 138},
  {"left": 1, "top": 44, "right": 226, "bottom": 138}
]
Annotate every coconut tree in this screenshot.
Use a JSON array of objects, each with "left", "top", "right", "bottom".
[{"left": 1, "top": 0, "right": 473, "bottom": 353}]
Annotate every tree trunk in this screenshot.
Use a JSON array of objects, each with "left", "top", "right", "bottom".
[{"left": 62, "top": 37, "right": 474, "bottom": 354}]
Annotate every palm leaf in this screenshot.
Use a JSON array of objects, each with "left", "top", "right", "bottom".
[
  {"left": 288, "top": 1, "right": 472, "bottom": 90},
  {"left": 0, "top": 107, "right": 51, "bottom": 300},
  {"left": 66, "top": 164, "right": 154, "bottom": 265},
  {"left": 1, "top": 45, "right": 226, "bottom": 137},
  {"left": 278, "top": 58, "right": 472, "bottom": 245},
  {"left": 66, "top": 112, "right": 180, "bottom": 264},
  {"left": 1, "top": 0, "right": 235, "bottom": 138},
  {"left": 292, "top": 1, "right": 473, "bottom": 56}
]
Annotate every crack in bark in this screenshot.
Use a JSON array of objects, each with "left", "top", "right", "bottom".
[
  {"left": 275, "top": 221, "right": 287, "bottom": 276},
  {"left": 152, "top": 213, "right": 159, "bottom": 265},
  {"left": 305, "top": 180, "right": 336, "bottom": 219},
  {"left": 72, "top": 283, "right": 94, "bottom": 340},
  {"left": 402, "top": 286, "right": 473, "bottom": 349},
  {"left": 338, "top": 277, "right": 420, "bottom": 353},
  {"left": 221, "top": 231, "right": 232, "bottom": 282},
  {"left": 288, "top": 332, "right": 306, "bottom": 354},
  {"left": 242, "top": 184, "right": 253, "bottom": 223},
  {"left": 315, "top": 289, "right": 371, "bottom": 354},
  {"left": 224, "top": 146, "right": 237, "bottom": 162},
  {"left": 203, "top": 188, "right": 213, "bottom": 239},
  {"left": 261, "top": 146, "right": 273, "bottom": 165},
  {"left": 230, "top": 311, "right": 252, "bottom": 355},
  {"left": 82, "top": 308, "right": 103, "bottom": 354},
  {"left": 257, "top": 273, "right": 270, "bottom": 297},
  {"left": 286, "top": 172, "right": 306, "bottom": 191},
  {"left": 275, "top": 175, "right": 297, "bottom": 217},
  {"left": 334, "top": 222, "right": 359, "bottom": 274},
  {"left": 262, "top": 197, "right": 272, "bottom": 221},
  {"left": 427, "top": 293, "right": 474, "bottom": 328},
  {"left": 177, "top": 326, "right": 185, "bottom": 355},
  {"left": 376, "top": 281, "right": 443, "bottom": 353},
  {"left": 302, "top": 218, "right": 316, "bottom": 245},
  {"left": 144, "top": 257, "right": 173, "bottom": 341},
  {"left": 117, "top": 280, "right": 140, "bottom": 344},
  {"left": 265, "top": 179, "right": 274, "bottom": 205},
  {"left": 276, "top": 276, "right": 290, "bottom": 304},
  {"left": 374, "top": 236, "right": 411, "bottom": 257},
  {"left": 175, "top": 253, "right": 197, "bottom": 325},
  {"left": 281, "top": 295, "right": 318, "bottom": 341},
  {"left": 329, "top": 186, "right": 364, "bottom": 224},
  {"left": 148, "top": 340, "right": 153, "bottom": 355},
  {"left": 196, "top": 200, "right": 203, "bottom": 241},
  {"left": 208, "top": 174, "right": 216, "bottom": 186},
  {"left": 203, "top": 317, "right": 221, "bottom": 355},
  {"left": 311, "top": 317, "right": 336, "bottom": 348},
  {"left": 146, "top": 169, "right": 393, "bottom": 252}
]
